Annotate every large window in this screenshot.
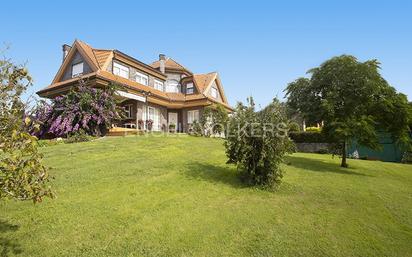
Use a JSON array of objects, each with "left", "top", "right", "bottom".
[
  {"left": 124, "top": 104, "right": 133, "bottom": 119},
  {"left": 166, "top": 80, "right": 180, "bottom": 93},
  {"left": 72, "top": 62, "right": 83, "bottom": 78},
  {"left": 211, "top": 87, "right": 218, "bottom": 98},
  {"left": 186, "top": 83, "right": 194, "bottom": 94},
  {"left": 187, "top": 110, "right": 199, "bottom": 124},
  {"left": 113, "top": 62, "right": 129, "bottom": 79},
  {"left": 135, "top": 71, "right": 149, "bottom": 86},
  {"left": 154, "top": 79, "right": 164, "bottom": 91}
]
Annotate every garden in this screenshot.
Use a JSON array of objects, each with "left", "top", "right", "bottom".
[{"left": 1, "top": 53, "right": 412, "bottom": 256}]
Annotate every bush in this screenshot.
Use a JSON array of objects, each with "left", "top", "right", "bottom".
[
  {"left": 288, "top": 122, "right": 301, "bottom": 132},
  {"left": 197, "top": 104, "right": 229, "bottom": 137},
  {"left": 188, "top": 121, "right": 202, "bottom": 136},
  {"left": 31, "top": 81, "right": 121, "bottom": 138},
  {"left": 289, "top": 131, "right": 328, "bottom": 143},
  {"left": 65, "top": 130, "right": 93, "bottom": 144},
  {"left": 305, "top": 126, "right": 321, "bottom": 132},
  {"left": 316, "top": 148, "right": 329, "bottom": 154},
  {"left": 401, "top": 151, "right": 412, "bottom": 164},
  {"left": 169, "top": 123, "right": 176, "bottom": 131},
  {"left": 145, "top": 119, "right": 154, "bottom": 131},
  {"left": 225, "top": 98, "right": 293, "bottom": 189}
]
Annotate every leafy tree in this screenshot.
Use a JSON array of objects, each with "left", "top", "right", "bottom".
[
  {"left": 225, "top": 98, "right": 293, "bottom": 188},
  {"left": 285, "top": 55, "right": 411, "bottom": 167},
  {"left": 0, "top": 56, "right": 53, "bottom": 203},
  {"left": 32, "top": 80, "right": 122, "bottom": 138},
  {"left": 200, "top": 104, "right": 229, "bottom": 136}
]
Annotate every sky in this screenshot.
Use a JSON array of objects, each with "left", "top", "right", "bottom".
[{"left": 2, "top": 0, "right": 411, "bottom": 108}]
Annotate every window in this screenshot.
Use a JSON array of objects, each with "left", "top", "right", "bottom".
[
  {"left": 154, "top": 79, "right": 164, "bottom": 91},
  {"left": 187, "top": 110, "right": 199, "bottom": 124},
  {"left": 135, "top": 71, "right": 149, "bottom": 86},
  {"left": 186, "top": 83, "right": 194, "bottom": 94},
  {"left": 211, "top": 87, "right": 218, "bottom": 98},
  {"left": 113, "top": 62, "right": 129, "bottom": 79},
  {"left": 72, "top": 62, "right": 83, "bottom": 78},
  {"left": 166, "top": 80, "right": 180, "bottom": 93},
  {"left": 124, "top": 104, "right": 133, "bottom": 118},
  {"left": 147, "top": 106, "right": 160, "bottom": 131}
]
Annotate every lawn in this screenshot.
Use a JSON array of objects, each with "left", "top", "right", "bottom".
[{"left": 1, "top": 135, "right": 411, "bottom": 257}]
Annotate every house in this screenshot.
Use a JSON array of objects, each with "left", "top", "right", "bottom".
[{"left": 37, "top": 39, "right": 232, "bottom": 132}]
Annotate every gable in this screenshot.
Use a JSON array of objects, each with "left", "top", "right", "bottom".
[
  {"left": 60, "top": 50, "right": 93, "bottom": 81},
  {"left": 206, "top": 80, "right": 223, "bottom": 102}
]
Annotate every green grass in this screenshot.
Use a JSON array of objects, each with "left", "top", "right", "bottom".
[{"left": 1, "top": 135, "right": 412, "bottom": 257}]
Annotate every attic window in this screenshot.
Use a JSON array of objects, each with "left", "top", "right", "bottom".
[
  {"left": 186, "top": 83, "right": 194, "bottom": 94},
  {"left": 211, "top": 87, "right": 218, "bottom": 98},
  {"left": 113, "top": 61, "right": 129, "bottom": 79},
  {"left": 135, "top": 71, "right": 149, "bottom": 86},
  {"left": 72, "top": 62, "right": 83, "bottom": 78}
]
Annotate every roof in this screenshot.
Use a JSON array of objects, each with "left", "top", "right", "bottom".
[
  {"left": 193, "top": 72, "right": 217, "bottom": 93},
  {"left": 150, "top": 58, "right": 192, "bottom": 74},
  {"left": 38, "top": 40, "right": 232, "bottom": 111}
]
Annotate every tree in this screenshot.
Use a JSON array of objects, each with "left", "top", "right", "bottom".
[
  {"left": 0, "top": 56, "right": 53, "bottom": 203},
  {"left": 285, "top": 55, "right": 411, "bottom": 167},
  {"left": 225, "top": 98, "right": 293, "bottom": 188}
]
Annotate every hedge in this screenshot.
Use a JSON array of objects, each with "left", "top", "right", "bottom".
[{"left": 288, "top": 131, "right": 329, "bottom": 143}]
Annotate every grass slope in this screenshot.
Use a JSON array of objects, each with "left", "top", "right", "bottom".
[{"left": 1, "top": 135, "right": 411, "bottom": 257}]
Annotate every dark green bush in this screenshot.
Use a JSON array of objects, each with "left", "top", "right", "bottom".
[
  {"left": 288, "top": 122, "right": 301, "bottom": 132},
  {"left": 289, "top": 131, "right": 329, "bottom": 143},
  {"left": 401, "top": 152, "right": 412, "bottom": 164},
  {"left": 65, "top": 130, "right": 93, "bottom": 144},
  {"left": 316, "top": 148, "right": 329, "bottom": 154}
]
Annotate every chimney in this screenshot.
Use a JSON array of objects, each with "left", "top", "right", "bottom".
[
  {"left": 159, "top": 54, "right": 166, "bottom": 74},
  {"left": 62, "top": 44, "right": 71, "bottom": 63}
]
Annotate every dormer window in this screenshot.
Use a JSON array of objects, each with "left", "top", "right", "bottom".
[
  {"left": 72, "top": 62, "right": 83, "bottom": 78},
  {"left": 113, "top": 62, "right": 129, "bottom": 79},
  {"left": 186, "top": 83, "right": 194, "bottom": 94},
  {"left": 135, "top": 71, "right": 149, "bottom": 86},
  {"left": 166, "top": 80, "right": 180, "bottom": 93},
  {"left": 211, "top": 87, "right": 218, "bottom": 98},
  {"left": 154, "top": 79, "right": 164, "bottom": 91}
]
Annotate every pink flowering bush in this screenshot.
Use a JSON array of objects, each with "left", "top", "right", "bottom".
[{"left": 32, "top": 84, "right": 122, "bottom": 138}]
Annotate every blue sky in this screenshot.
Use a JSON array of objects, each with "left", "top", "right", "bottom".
[{"left": 2, "top": 0, "right": 411, "bottom": 108}]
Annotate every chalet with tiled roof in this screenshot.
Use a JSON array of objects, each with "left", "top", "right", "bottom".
[{"left": 37, "top": 40, "right": 232, "bottom": 132}]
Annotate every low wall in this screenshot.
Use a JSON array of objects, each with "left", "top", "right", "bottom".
[{"left": 295, "top": 143, "right": 330, "bottom": 153}]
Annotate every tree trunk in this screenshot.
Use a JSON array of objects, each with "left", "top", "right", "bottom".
[{"left": 341, "top": 141, "right": 348, "bottom": 168}]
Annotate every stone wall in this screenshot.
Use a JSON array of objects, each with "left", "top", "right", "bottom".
[{"left": 295, "top": 143, "right": 330, "bottom": 153}]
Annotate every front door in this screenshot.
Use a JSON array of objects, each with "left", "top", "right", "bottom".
[{"left": 168, "top": 112, "right": 178, "bottom": 132}]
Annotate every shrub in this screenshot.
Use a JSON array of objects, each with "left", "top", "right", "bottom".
[
  {"left": 288, "top": 122, "right": 301, "bottom": 132},
  {"left": 138, "top": 119, "right": 144, "bottom": 130},
  {"left": 305, "top": 126, "right": 321, "bottom": 132},
  {"left": 31, "top": 81, "right": 122, "bottom": 138},
  {"left": 401, "top": 151, "right": 412, "bottom": 164},
  {"left": 145, "top": 119, "right": 153, "bottom": 131},
  {"left": 65, "top": 130, "right": 93, "bottom": 144},
  {"left": 169, "top": 123, "right": 176, "bottom": 132},
  {"left": 189, "top": 121, "right": 202, "bottom": 136},
  {"left": 289, "top": 131, "right": 328, "bottom": 143},
  {"left": 200, "top": 104, "right": 229, "bottom": 136},
  {"left": 225, "top": 98, "right": 293, "bottom": 189},
  {"left": 316, "top": 148, "right": 329, "bottom": 154}
]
